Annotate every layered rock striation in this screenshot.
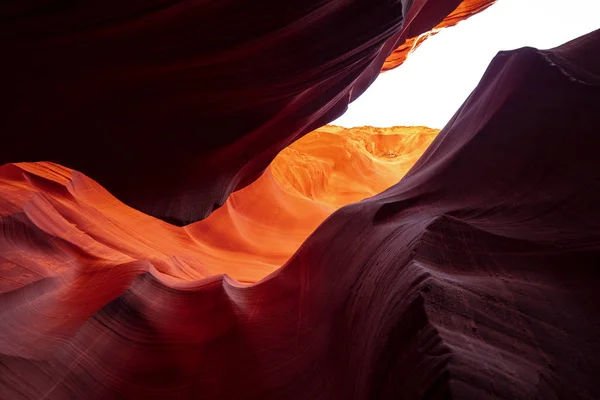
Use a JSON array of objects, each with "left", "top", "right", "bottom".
[{"left": 1, "top": 28, "right": 599, "bottom": 399}]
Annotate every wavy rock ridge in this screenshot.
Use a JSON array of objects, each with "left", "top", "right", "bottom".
[
  {"left": 0, "top": 125, "right": 438, "bottom": 284},
  {"left": 1, "top": 28, "right": 599, "bottom": 399}
]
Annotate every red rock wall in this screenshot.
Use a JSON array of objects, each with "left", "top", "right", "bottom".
[{"left": 1, "top": 29, "right": 599, "bottom": 399}]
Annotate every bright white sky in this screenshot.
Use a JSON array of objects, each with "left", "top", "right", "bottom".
[{"left": 334, "top": 0, "right": 600, "bottom": 129}]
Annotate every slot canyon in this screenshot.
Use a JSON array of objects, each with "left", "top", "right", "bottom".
[{"left": 1, "top": 0, "right": 599, "bottom": 399}]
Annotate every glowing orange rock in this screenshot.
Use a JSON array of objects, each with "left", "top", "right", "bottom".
[
  {"left": 382, "top": 0, "right": 497, "bottom": 71},
  {"left": 187, "top": 125, "right": 439, "bottom": 282},
  {"left": 0, "top": 125, "right": 438, "bottom": 286}
]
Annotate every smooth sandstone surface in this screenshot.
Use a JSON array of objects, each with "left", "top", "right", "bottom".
[
  {"left": 1, "top": 29, "right": 599, "bottom": 399},
  {"left": 189, "top": 125, "right": 439, "bottom": 281},
  {"left": 0, "top": 0, "right": 474, "bottom": 225},
  {"left": 0, "top": 125, "right": 438, "bottom": 284}
]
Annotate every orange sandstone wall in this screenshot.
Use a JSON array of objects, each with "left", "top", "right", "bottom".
[
  {"left": 0, "top": 125, "right": 439, "bottom": 286},
  {"left": 2, "top": 30, "right": 600, "bottom": 399},
  {"left": 187, "top": 125, "right": 439, "bottom": 282}
]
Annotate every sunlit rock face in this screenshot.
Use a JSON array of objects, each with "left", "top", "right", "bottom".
[
  {"left": 0, "top": 0, "right": 478, "bottom": 225},
  {"left": 0, "top": 125, "right": 438, "bottom": 284},
  {"left": 187, "top": 125, "right": 439, "bottom": 282},
  {"left": 382, "top": 0, "right": 497, "bottom": 71},
  {"left": 1, "top": 29, "right": 599, "bottom": 399}
]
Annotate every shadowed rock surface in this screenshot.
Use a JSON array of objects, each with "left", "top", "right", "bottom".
[
  {"left": 0, "top": 0, "right": 482, "bottom": 225},
  {"left": 381, "top": 0, "right": 497, "bottom": 71},
  {"left": 1, "top": 29, "right": 599, "bottom": 399}
]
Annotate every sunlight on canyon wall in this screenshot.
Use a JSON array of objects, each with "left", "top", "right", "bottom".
[
  {"left": 187, "top": 125, "right": 439, "bottom": 282},
  {"left": 0, "top": 125, "right": 438, "bottom": 291}
]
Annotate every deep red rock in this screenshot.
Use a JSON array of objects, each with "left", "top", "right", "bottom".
[{"left": 1, "top": 29, "right": 599, "bottom": 399}]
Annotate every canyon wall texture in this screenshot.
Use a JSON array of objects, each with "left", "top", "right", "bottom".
[
  {"left": 0, "top": 125, "right": 438, "bottom": 284},
  {"left": 188, "top": 125, "right": 439, "bottom": 282},
  {"left": 1, "top": 0, "right": 476, "bottom": 225},
  {"left": 1, "top": 27, "right": 599, "bottom": 399}
]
